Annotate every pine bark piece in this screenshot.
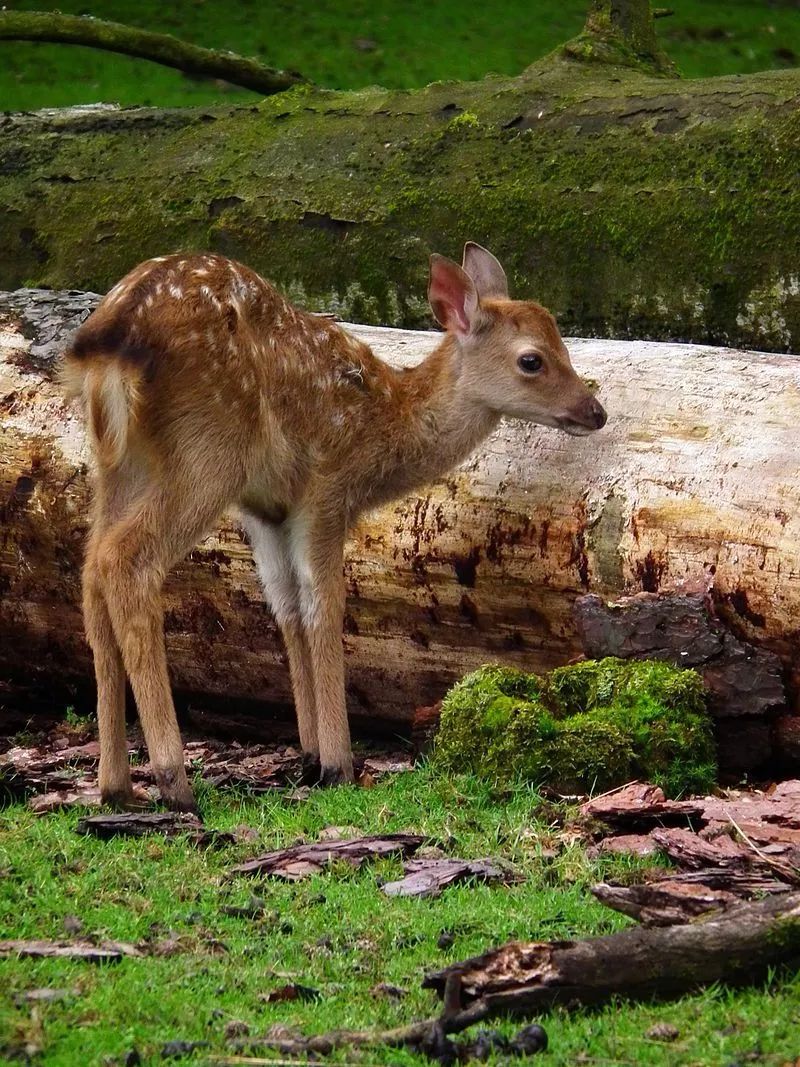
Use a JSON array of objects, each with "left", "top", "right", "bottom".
[
  {"left": 3, "top": 291, "right": 800, "bottom": 742},
  {"left": 76, "top": 810, "right": 237, "bottom": 847},
  {"left": 230, "top": 834, "right": 425, "bottom": 880},
  {"left": 424, "top": 892, "right": 800, "bottom": 1012},
  {"left": 382, "top": 858, "right": 515, "bottom": 898},
  {"left": 76, "top": 811, "right": 204, "bottom": 837},
  {"left": 0, "top": 11, "right": 305, "bottom": 96},
  {"left": 0, "top": 939, "right": 142, "bottom": 961},
  {"left": 650, "top": 827, "right": 758, "bottom": 871},
  {"left": 580, "top": 782, "right": 703, "bottom": 826},
  {"left": 592, "top": 880, "right": 746, "bottom": 926},
  {"left": 588, "top": 833, "right": 659, "bottom": 857}
]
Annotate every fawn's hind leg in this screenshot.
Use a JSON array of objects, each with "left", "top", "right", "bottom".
[
  {"left": 97, "top": 489, "right": 227, "bottom": 812},
  {"left": 83, "top": 531, "right": 136, "bottom": 807},
  {"left": 241, "top": 514, "right": 319, "bottom": 758}
]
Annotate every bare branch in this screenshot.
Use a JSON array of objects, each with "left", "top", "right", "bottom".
[{"left": 0, "top": 10, "right": 306, "bottom": 96}]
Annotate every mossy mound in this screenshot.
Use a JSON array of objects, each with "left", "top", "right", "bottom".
[{"left": 432, "top": 657, "right": 716, "bottom": 797}]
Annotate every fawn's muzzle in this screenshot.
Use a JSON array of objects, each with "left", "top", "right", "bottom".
[{"left": 559, "top": 396, "right": 608, "bottom": 436}]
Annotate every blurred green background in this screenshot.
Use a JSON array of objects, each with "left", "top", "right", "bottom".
[{"left": 1, "top": 0, "right": 799, "bottom": 111}]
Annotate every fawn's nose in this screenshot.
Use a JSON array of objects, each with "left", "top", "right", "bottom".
[
  {"left": 588, "top": 397, "right": 607, "bottom": 429},
  {"left": 573, "top": 394, "right": 607, "bottom": 430}
]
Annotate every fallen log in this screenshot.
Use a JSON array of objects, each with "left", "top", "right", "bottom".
[
  {"left": 2, "top": 288, "right": 799, "bottom": 752},
  {"left": 1, "top": 0, "right": 800, "bottom": 351},
  {"left": 229, "top": 893, "right": 800, "bottom": 1060},
  {"left": 424, "top": 891, "right": 800, "bottom": 1011}
]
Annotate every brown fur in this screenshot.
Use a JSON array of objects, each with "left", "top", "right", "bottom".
[{"left": 63, "top": 246, "right": 605, "bottom": 811}]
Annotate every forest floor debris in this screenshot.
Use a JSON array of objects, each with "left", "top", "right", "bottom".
[
  {"left": 3, "top": 736, "right": 800, "bottom": 1064},
  {"left": 579, "top": 779, "right": 800, "bottom": 925},
  {"left": 0, "top": 726, "right": 413, "bottom": 810}
]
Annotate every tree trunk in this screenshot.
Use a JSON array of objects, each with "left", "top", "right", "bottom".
[
  {"left": 1, "top": 36, "right": 799, "bottom": 350},
  {"left": 1, "top": 289, "right": 799, "bottom": 735}
]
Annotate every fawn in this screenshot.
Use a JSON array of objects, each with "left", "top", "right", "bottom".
[{"left": 62, "top": 243, "right": 606, "bottom": 811}]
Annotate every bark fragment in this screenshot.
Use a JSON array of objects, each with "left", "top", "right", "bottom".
[
  {"left": 382, "top": 858, "right": 516, "bottom": 898},
  {"left": 0, "top": 939, "right": 142, "bottom": 961},
  {"left": 229, "top": 834, "right": 425, "bottom": 880}
]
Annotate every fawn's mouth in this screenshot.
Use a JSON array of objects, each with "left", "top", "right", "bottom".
[{"left": 557, "top": 417, "right": 600, "bottom": 436}]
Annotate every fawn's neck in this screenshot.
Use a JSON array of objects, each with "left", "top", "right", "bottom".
[{"left": 359, "top": 335, "right": 500, "bottom": 508}]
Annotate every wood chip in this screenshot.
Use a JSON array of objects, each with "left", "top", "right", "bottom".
[
  {"left": 75, "top": 811, "right": 236, "bottom": 849},
  {"left": 0, "top": 939, "right": 142, "bottom": 961},
  {"left": 76, "top": 812, "right": 203, "bottom": 838},
  {"left": 580, "top": 781, "right": 703, "bottom": 826},
  {"left": 589, "top": 833, "right": 659, "bottom": 858},
  {"left": 382, "top": 858, "right": 515, "bottom": 898},
  {"left": 229, "top": 833, "right": 424, "bottom": 880}
]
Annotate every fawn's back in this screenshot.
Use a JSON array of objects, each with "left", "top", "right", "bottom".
[{"left": 63, "top": 253, "right": 404, "bottom": 516}]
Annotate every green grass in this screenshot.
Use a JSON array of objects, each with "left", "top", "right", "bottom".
[
  {"left": 1, "top": 0, "right": 799, "bottom": 112},
  {"left": 1, "top": 765, "right": 799, "bottom": 1065}
]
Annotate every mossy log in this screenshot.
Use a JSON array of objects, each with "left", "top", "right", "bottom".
[
  {"left": 1, "top": 289, "right": 799, "bottom": 733},
  {"left": 1, "top": 45, "right": 800, "bottom": 350}
]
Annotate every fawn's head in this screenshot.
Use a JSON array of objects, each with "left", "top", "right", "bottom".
[{"left": 429, "top": 243, "right": 606, "bottom": 436}]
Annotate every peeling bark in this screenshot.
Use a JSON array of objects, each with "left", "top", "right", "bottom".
[{"left": 2, "top": 289, "right": 800, "bottom": 737}]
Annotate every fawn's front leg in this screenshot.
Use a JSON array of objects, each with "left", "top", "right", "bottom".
[
  {"left": 242, "top": 514, "right": 319, "bottom": 758},
  {"left": 291, "top": 512, "right": 354, "bottom": 784}
]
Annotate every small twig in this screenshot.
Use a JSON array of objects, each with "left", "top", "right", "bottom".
[
  {"left": 0, "top": 10, "right": 307, "bottom": 96},
  {"left": 726, "top": 815, "right": 800, "bottom": 887},
  {"left": 211, "top": 1059, "right": 385, "bottom": 1066},
  {"left": 229, "top": 980, "right": 489, "bottom": 1061}
]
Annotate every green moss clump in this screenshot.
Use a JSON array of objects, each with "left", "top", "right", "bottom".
[{"left": 432, "top": 657, "right": 716, "bottom": 797}]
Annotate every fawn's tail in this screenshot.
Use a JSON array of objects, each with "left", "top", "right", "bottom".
[{"left": 61, "top": 311, "right": 148, "bottom": 470}]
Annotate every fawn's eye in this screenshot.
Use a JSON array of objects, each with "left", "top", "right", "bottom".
[{"left": 517, "top": 353, "right": 543, "bottom": 374}]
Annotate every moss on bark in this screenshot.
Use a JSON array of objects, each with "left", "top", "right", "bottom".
[
  {"left": 432, "top": 658, "right": 716, "bottom": 796},
  {"left": 1, "top": 52, "right": 799, "bottom": 349}
]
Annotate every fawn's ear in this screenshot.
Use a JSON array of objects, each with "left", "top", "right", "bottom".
[
  {"left": 428, "top": 254, "right": 480, "bottom": 337},
  {"left": 462, "top": 242, "right": 509, "bottom": 300}
]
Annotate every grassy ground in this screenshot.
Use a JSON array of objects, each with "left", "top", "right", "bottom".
[
  {"left": 1, "top": 762, "right": 799, "bottom": 1065},
  {"left": 1, "top": 0, "right": 799, "bottom": 111}
]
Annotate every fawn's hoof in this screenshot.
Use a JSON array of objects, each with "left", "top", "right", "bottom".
[
  {"left": 300, "top": 752, "right": 322, "bottom": 785},
  {"left": 319, "top": 763, "right": 355, "bottom": 787},
  {"left": 101, "top": 785, "right": 152, "bottom": 811},
  {"left": 154, "top": 769, "right": 198, "bottom": 813}
]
